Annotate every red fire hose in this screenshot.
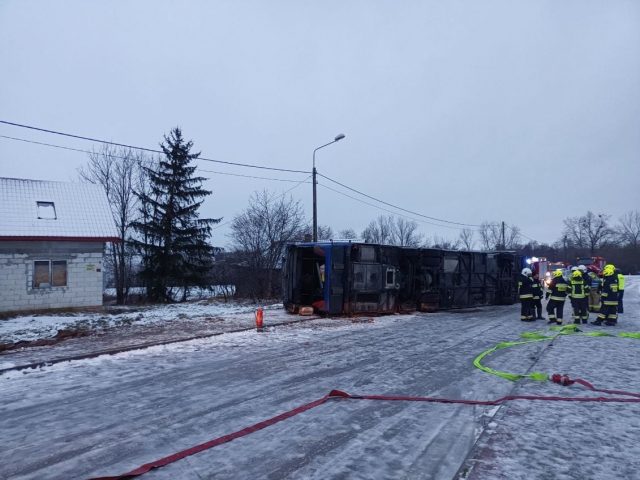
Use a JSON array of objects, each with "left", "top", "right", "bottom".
[{"left": 90, "top": 376, "right": 640, "bottom": 480}]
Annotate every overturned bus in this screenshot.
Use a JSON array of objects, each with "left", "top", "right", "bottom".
[{"left": 282, "top": 241, "right": 523, "bottom": 315}]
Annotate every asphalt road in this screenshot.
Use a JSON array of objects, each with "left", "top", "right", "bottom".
[{"left": 0, "top": 304, "right": 557, "bottom": 480}]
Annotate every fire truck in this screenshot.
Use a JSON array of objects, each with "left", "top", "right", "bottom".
[
  {"left": 546, "top": 261, "right": 570, "bottom": 286},
  {"left": 576, "top": 256, "right": 606, "bottom": 275},
  {"left": 529, "top": 257, "right": 548, "bottom": 280},
  {"left": 530, "top": 257, "right": 570, "bottom": 288}
]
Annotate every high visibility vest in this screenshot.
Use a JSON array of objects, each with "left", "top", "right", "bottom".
[
  {"left": 618, "top": 273, "right": 625, "bottom": 291},
  {"left": 570, "top": 279, "right": 586, "bottom": 299},
  {"left": 549, "top": 277, "right": 570, "bottom": 301},
  {"left": 601, "top": 274, "right": 619, "bottom": 305}
]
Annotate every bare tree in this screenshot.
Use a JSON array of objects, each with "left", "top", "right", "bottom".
[
  {"left": 617, "top": 210, "right": 640, "bottom": 248},
  {"left": 230, "top": 190, "right": 305, "bottom": 298},
  {"left": 478, "top": 221, "right": 521, "bottom": 250},
  {"left": 563, "top": 211, "right": 613, "bottom": 255},
  {"left": 390, "top": 217, "right": 423, "bottom": 247},
  {"left": 430, "top": 235, "right": 461, "bottom": 250},
  {"left": 506, "top": 224, "right": 522, "bottom": 249},
  {"left": 563, "top": 216, "right": 587, "bottom": 248},
  {"left": 458, "top": 228, "right": 475, "bottom": 251},
  {"left": 338, "top": 228, "right": 358, "bottom": 240},
  {"left": 78, "top": 145, "right": 147, "bottom": 304},
  {"left": 362, "top": 215, "right": 423, "bottom": 246},
  {"left": 299, "top": 224, "right": 334, "bottom": 241},
  {"left": 581, "top": 212, "right": 613, "bottom": 254},
  {"left": 362, "top": 215, "right": 394, "bottom": 244}
]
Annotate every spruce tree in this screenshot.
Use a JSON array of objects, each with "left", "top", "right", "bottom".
[{"left": 133, "top": 127, "right": 220, "bottom": 302}]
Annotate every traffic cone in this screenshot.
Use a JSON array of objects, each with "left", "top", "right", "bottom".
[{"left": 255, "top": 307, "right": 264, "bottom": 332}]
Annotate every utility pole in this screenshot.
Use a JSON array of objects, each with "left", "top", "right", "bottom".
[
  {"left": 312, "top": 134, "right": 345, "bottom": 242},
  {"left": 312, "top": 164, "right": 317, "bottom": 241},
  {"left": 501, "top": 221, "right": 505, "bottom": 250}
]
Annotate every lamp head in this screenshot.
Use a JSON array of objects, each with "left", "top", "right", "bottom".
[{"left": 334, "top": 133, "right": 345, "bottom": 141}]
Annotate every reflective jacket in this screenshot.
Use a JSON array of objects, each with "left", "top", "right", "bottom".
[
  {"left": 601, "top": 274, "right": 619, "bottom": 305},
  {"left": 570, "top": 278, "right": 587, "bottom": 299},
  {"left": 617, "top": 273, "right": 625, "bottom": 291},
  {"left": 549, "top": 277, "right": 570, "bottom": 301},
  {"left": 531, "top": 278, "right": 543, "bottom": 300},
  {"left": 518, "top": 274, "right": 534, "bottom": 299}
]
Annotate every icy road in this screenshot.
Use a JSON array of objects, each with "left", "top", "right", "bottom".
[{"left": 1, "top": 278, "right": 639, "bottom": 480}]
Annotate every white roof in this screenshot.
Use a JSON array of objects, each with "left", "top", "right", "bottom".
[{"left": 0, "top": 177, "right": 118, "bottom": 240}]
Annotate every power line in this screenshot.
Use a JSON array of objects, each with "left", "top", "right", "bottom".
[
  {"left": 212, "top": 174, "right": 312, "bottom": 231},
  {"left": 318, "top": 182, "right": 467, "bottom": 231},
  {"left": 0, "top": 134, "right": 312, "bottom": 185},
  {"left": 0, "top": 134, "right": 107, "bottom": 157},
  {"left": 0, "top": 120, "right": 309, "bottom": 174},
  {"left": 485, "top": 220, "right": 541, "bottom": 244},
  {"left": 2, "top": 122, "right": 529, "bottom": 236},
  {"left": 198, "top": 168, "right": 310, "bottom": 183},
  {"left": 281, "top": 174, "right": 313, "bottom": 196},
  {"left": 318, "top": 172, "right": 481, "bottom": 228}
]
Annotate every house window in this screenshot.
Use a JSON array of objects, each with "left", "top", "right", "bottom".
[
  {"left": 37, "top": 201, "right": 57, "bottom": 219},
  {"left": 33, "top": 260, "right": 67, "bottom": 288}
]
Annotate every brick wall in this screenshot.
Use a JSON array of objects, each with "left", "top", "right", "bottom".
[{"left": 0, "top": 242, "right": 105, "bottom": 313}]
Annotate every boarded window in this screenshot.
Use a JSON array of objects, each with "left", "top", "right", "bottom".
[
  {"left": 33, "top": 260, "right": 68, "bottom": 288},
  {"left": 36, "top": 201, "right": 57, "bottom": 219},
  {"left": 33, "top": 261, "right": 50, "bottom": 287},
  {"left": 51, "top": 261, "right": 67, "bottom": 286}
]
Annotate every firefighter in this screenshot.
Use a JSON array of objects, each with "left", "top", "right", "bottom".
[
  {"left": 617, "top": 268, "right": 625, "bottom": 314},
  {"left": 518, "top": 267, "right": 534, "bottom": 321},
  {"left": 588, "top": 266, "right": 602, "bottom": 312},
  {"left": 592, "top": 264, "right": 619, "bottom": 326},
  {"left": 577, "top": 265, "right": 591, "bottom": 292},
  {"left": 531, "top": 273, "right": 544, "bottom": 319},
  {"left": 546, "top": 269, "right": 569, "bottom": 325},
  {"left": 569, "top": 269, "right": 589, "bottom": 324}
]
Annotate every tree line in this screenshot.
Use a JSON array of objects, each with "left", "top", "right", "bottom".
[{"left": 81, "top": 128, "right": 640, "bottom": 305}]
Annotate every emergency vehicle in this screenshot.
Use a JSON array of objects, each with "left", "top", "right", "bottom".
[{"left": 576, "top": 256, "right": 606, "bottom": 275}]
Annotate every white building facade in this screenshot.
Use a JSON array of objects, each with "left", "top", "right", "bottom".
[{"left": 0, "top": 178, "right": 118, "bottom": 314}]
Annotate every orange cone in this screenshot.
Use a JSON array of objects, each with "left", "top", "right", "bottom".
[{"left": 255, "top": 307, "right": 264, "bottom": 332}]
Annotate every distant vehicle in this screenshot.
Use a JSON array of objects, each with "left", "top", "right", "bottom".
[
  {"left": 529, "top": 257, "right": 548, "bottom": 280},
  {"left": 576, "top": 256, "right": 606, "bottom": 275},
  {"left": 544, "top": 261, "right": 569, "bottom": 287}
]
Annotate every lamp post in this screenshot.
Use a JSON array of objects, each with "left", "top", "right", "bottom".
[{"left": 313, "top": 133, "right": 345, "bottom": 242}]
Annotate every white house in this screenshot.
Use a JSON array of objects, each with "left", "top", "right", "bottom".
[{"left": 0, "top": 177, "right": 118, "bottom": 314}]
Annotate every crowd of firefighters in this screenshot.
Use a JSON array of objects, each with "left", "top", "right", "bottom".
[{"left": 518, "top": 264, "right": 625, "bottom": 326}]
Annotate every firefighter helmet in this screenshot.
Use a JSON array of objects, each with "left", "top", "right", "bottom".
[
  {"left": 570, "top": 266, "right": 578, "bottom": 271},
  {"left": 603, "top": 264, "right": 616, "bottom": 276},
  {"left": 553, "top": 269, "right": 564, "bottom": 278},
  {"left": 571, "top": 269, "right": 582, "bottom": 279},
  {"left": 577, "top": 265, "right": 587, "bottom": 272},
  {"left": 521, "top": 268, "right": 532, "bottom": 276}
]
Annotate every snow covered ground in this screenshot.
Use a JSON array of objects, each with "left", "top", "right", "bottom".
[
  {"left": 0, "top": 299, "right": 276, "bottom": 345},
  {"left": 0, "top": 278, "right": 638, "bottom": 479}
]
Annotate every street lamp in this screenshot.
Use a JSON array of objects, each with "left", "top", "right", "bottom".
[{"left": 313, "top": 133, "right": 346, "bottom": 242}]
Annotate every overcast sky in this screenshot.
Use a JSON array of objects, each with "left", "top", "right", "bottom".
[{"left": 1, "top": 0, "right": 639, "bottom": 248}]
